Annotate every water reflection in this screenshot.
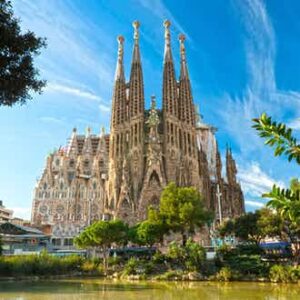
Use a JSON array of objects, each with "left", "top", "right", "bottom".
[{"left": 0, "top": 279, "right": 299, "bottom": 300}]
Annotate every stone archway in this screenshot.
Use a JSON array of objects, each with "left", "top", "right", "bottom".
[{"left": 149, "top": 171, "right": 161, "bottom": 187}]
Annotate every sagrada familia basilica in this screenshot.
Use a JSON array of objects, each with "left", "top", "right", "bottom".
[{"left": 31, "top": 21, "right": 244, "bottom": 244}]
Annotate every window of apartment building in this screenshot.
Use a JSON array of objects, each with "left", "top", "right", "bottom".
[
  {"left": 52, "top": 238, "right": 61, "bottom": 246},
  {"left": 64, "top": 238, "right": 73, "bottom": 246}
]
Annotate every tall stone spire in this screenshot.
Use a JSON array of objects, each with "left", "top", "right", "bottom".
[
  {"left": 162, "top": 20, "right": 178, "bottom": 117},
  {"left": 179, "top": 34, "right": 189, "bottom": 80},
  {"left": 115, "top": 35, "right": 125, "bottom": 81},
  {"left": 132, "top": 20, "right": 141, "bottom": 63},
  {"left": 127, "top": 20, "right": 145, "bottom": 207},
  {"left": 129, "top": 20, "right": 144, "bottom": 118},
  {"left": 226, "top": 146, "right": 237, "bottom": 184},
  {"left": 111, "top": 36, "right": 126, "bottom": 128},
  {"left": 178, "top": 33, "right": 195, "bottom": 126}
]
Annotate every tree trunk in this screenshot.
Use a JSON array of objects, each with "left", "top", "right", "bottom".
[
  {"left": 182, "top": 231, "right": 187, "bottom": 246},
  {"left": 102, "top": 247, "right": 108, "bottom": 274}
]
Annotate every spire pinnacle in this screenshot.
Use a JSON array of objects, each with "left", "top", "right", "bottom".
[
  {"left": 133, "top": 20, "right": 140, "bottom": 42},
  {"left": 164, "top": 20, "right": 171, "bottom": 43},
  {"left": 131, "top": 20, "right": 141, "bottom": 63},
  {"left": 100, "top": 126, "right": 106, "bottom": 137},
  {"left": 163, "top": 20, "right": 172, "bottom": 62},
  {"left": 86, "top": 127, "right": 91, "bottom": 136},
  {"left": 179, "top": 33, "right": 189, "bottom": 79},
  {"left": 114, "top": 35, "right": 125, "bottom": 80}
]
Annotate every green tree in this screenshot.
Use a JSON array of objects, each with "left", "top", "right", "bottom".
[
  {"left": 257, "top": 207, "right": 283, "bottom": 239},
  {"left": 128, "top": 207, "right": 167, "bottom": 247},
  {"left": 184, "top": 238, "right": 206, "bottom": 271},
  {"left": 75, "top": 219, "right": 128, "bottom": 272},
  {"left": 253, "top": 113, "right": 300, "bottom": 164},
  {"left": 159, "top": 182, "right": 212, "bottom": 245},
  {"left": 0, "top": 0, "right": 46, "bottom": 106},
  {"left": 134, "top": 220, "right": 163, "bottom": 247},
  {"left": 253, "top": 113, "right": 300, "bottom": 263},
  {"left": 218, "top": 219, "right": 235, "bottom": 238},
  {"left": 218, "top": 208, "right": 283, "bottom": 244},
  {"left": 167, "top": 239, "right": 206, "bottom": 271},
  {"left": 234, "top": 211, "right": 262, "bottom": 244}
]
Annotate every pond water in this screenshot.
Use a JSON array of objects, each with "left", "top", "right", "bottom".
[{"left": 0, "top": 278, "right": 299, "bottom": 300}]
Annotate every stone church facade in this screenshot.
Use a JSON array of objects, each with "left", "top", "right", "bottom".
[{"left": 31, "top": 21, "right": 244, "bottom": 244}]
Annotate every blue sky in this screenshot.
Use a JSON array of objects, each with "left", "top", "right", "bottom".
[{"left": 0, "top": 0, "right": 299, "bottom": 219}]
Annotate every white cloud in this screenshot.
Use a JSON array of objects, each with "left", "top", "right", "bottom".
[
  {"left": 45, "top": 82, "right": 102, "bottom": 102},
  {"left": 288, "top": 118, "right": 300, "bottom": 130},
  {"left": 245, "top": 200, "right": 264, "bottom": 208},
  {"left": 14, "top": 0, "right": 114, "bottom": 89},
  {"left": 99, "top": 104, "right": 111, "bottom": 113},
  {"left": 11, "top": 207, "right": 31, "bottom": 220},
  {"left": 136, "top": 0, "right": 190, "bottom": 39},
  {"left": 217, "top": 0, "right": 300, "bottom": 205},
  {"left": 238, "top": 161, "right": 285, "bottom": 197},
  {"left": 39, "top": 116, "right": 66, "bottom": 125}
]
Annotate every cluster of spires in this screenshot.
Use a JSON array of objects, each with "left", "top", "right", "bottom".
[
  {"left": 115, "top": 19, "right": 190, "bottom": 80},
  {"left": 112, "top": 19, "right": 194, "bottom": 127}
]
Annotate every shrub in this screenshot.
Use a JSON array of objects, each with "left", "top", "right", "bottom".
[
  {"left": 107, "top": 256, "right": 122, "bottom": 267},
  {"left": 143, "top": 261, "right": 155, "bottom": 275},
  {"left": 0, "top": 254, "right": 83, "bottom": 277},
  {"left": 167, "top": 241, "right": 186, "bottom": 264},
  {"left": 216, "top": 244, "right": 236, "bottom": 261},
  {"left": 185, "top": 239, "right": 206, "bottom": 271},
  {"left": 122, "top": 258, "right": 139, "bottom": 276},
  {"left": 237, "top": 244, "right": 262, "bottom": 255},
  {"left": 216, "top": 267, "right": 232, "bottom": 282},
  {"left": 82, "top": 261, "right": 98, "bottom": 273},
  {"left": 152, "top": 252, "right": 166, "bottom": 264},
  {"left": 166, "top": 239, "right": 206, "bottom": 271},
  {"left": 269, "top": 265, "right": 300, "bottom": 283},
  {"left": 155, "top": 270, "right": 183, "bottom": 281},
  {"left": 226, "top": 254, "right": 269, "bottom": 277}
]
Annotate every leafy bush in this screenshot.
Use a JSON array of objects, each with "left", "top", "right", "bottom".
[
  {"left": 269, "top": 265, "right": 300, "bottom": 283},
  {"left": 122, "top": 258, "right": 139, "bottom": 276},
  {"left": 216, "top": 245, "right": 269, "bottom": 277},
  {"left": 226, "top": 254, "right": 269, "bottom": 277},
  {"left": 237, "top": 244, "right": 262, "bottom": 255},
  {"left": 151, "top": 252, "right": 166, "bottom": 264},
  {"left": 185, "top": 239, "right": 206, "bottom": 271},
  {"left": 216, "top": 244, "right": 235, "bottom": 260},
  {"left": 107, "top": 256, "right": 122, "bottom": 267},
  {"left": 81, "top": 260, "right": 99, "bottom": 273},
  {"left": 167, "top": 241, "right": 186, "bottom": 264},
  {"left": 155, "top": 270, "right": 184, "bottom": 281},
  {"left": 167, "top": 239, "right": 206, "bottom": 271},
  {"left": 216, "top": 267, "right": 232, "bottom": 282},
  {"left": 0, "top": 254, "right": 83, "bottom": 276}
]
